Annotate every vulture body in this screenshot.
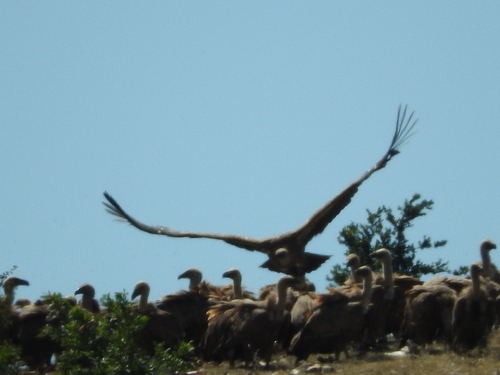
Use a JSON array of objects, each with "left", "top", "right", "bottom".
[
  {"left": 370, "top": 249, "right": 422, "bottom": 344},
  {"left": 399, "top": 284, "right": 457, "bottom": 349},
  {"left": 0, "top": 276, "right": 29, "bottom": 345},
  {"left": 156, "top": 268, "right": 211, "bottom": 347},
  {"left": 18, "top": 300, "right": 59, "bottom": 372},
  {"left": 103, "top": 106, "right": 417, "bottom": 277},
  {"left": 0, "top": 278, "right": 58, "bottom": 372},
  {"left": 289, "top": 266, "right": 374, "bottom": 362},
  {"left": 131, "top": 281, "right": 184, "bottom": 354},
  {"left": 201, "top": 276, "right": 299, "bottom": 368},
  {"left": 452, "top": 263, "right": 494, "bottom": 352}
]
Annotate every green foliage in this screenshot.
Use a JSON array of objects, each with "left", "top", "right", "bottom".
[
  {"left": 42, "top": 292, "right": 194, "bottom": 375},
  {"left": 327, "top": 193, "right": 466, "bottom": 286},
  {"left": 0, "top": 342, "right": 22, "bottom": 375}
]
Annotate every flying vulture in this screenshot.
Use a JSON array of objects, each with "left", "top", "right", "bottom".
[{"left": 103, "top": 106, "right": 416, "bottom": 277}]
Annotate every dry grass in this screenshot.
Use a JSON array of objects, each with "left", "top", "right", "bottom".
[
  {"left": 19, "top": 330, "right": 500, "bottom": 374},
  {"left": 198, "top": 330, "right": 500, "bottom": 375}
]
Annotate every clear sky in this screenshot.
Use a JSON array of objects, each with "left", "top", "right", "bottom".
[{"left": 2, "top": 2, "right": 500, "bottom": 303}]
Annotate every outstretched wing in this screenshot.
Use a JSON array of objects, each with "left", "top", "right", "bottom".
[
  {"left": 104, "top": 105, "right": 416, "bottom": 263},
  {"left": 103, "top": 192, "right": 268, "bottom": 253},
  {"left": 287, "top": 105, "right": 417, "bottom": 246}
]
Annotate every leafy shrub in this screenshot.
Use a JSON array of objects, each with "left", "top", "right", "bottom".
[{"left": 42, "top": 292, "right": 194, "bottom": 375}]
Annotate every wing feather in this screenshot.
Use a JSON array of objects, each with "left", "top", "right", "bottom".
[{"left": 103, "top": 192, "right": 267, "bottom": 253}]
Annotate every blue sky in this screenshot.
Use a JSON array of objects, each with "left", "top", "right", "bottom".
[{"left": 2, "top": 2, "right": 500, "bottom": 303}]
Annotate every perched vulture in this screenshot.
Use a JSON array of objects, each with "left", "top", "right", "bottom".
[
  {"left": 399, "top": 284, "right": 457, "bottom": 349},
  {"left": 156, "top": 268, "right": 212, "bottom": 347},
  {"left": 75, "top": 283, "right": 100, "bottom": 313},
  {"left": 478, "top": 239, "right": 498, "bottom": 282},
  {"left": 201, "top": 275, "right": 299, "bottom": 368},
  {"left": 18, "top": 299, "right": 58, "bottom": 372},
  {"left": 103, "top": 106, "right": 417, "bottom": 277},
  {"left": 451, "top": 263, "right": 494, "bottom": 352},
  {"left": 131, "top": 281, "right": 184, "bottom": 353},
  {"left": 370, "top": 248, "right": 422, "bottom": 343},
  {"left": 220, "top": 268, "right": 255, "bottom": 301},
  {"left": 0, "top": 276, "right": 29, "bottom": 344},
  {"left": 289, "top": 266, "right": 374, "bottom": 362}
]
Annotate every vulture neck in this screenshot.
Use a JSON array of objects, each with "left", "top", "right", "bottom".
[
  {"left": 274, "top": 277, "right": 294, "bottom": 311},
  {"left": 232, "top": 275, "right": 243, "bottom": 300},
  {"left": 81, "top": 295, "right": 94, "bottom": 312},
  {"left": 349, "top": 264, "right": 362, "bottom": 283},
  {"left": 360, "top": 274, "right": 373, "bottom": 309},
  {"left": 470, "top": 268, "right": 482, "bottom": 299},
  {"left": 188, "top": 275, "right": 202, "bottom": 292},
  {"left": 2, "top": 286, "right": 15, "bottom": 306},
  {"left": 480, "top": 247, "right": 492, "bottom": 278},
  {"left": 380, "top": 255, "right": 395, "bottom": 299},
  {"left": 138, "top": 291, "right": 149, "bottom": 313}
]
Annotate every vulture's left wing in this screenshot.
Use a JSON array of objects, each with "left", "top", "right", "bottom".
[{"left": 289, "top": 105, "right": 417, "bottom": 246}]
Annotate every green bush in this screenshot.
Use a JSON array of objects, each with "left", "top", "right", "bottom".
[
  {"left": 42, "top": 292, "right": 194, "bottom": 375},
  {"left": 327, "top": 194, "right": 466, "bottom": 286}
]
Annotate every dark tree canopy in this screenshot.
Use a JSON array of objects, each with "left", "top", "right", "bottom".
[{"left": 327, "top": 194, "right": 464, "bottom": 286}]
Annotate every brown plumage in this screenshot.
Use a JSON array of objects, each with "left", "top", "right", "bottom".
[
  {"left": 17, "top": 300, "right": 58, "bottom": 372},
  {"left": 75, "top": 283, "right": 100, "bottom": 313},
  {"left": 103, "top": 106, "right": 417, "bottom": 277},
  {"left": 201, "top": 275, "right": 299, "bottom": 368},
  {"left": 370, "top": 249, "right": 422, "bottom": 343},
  {"left": 399, "top": 284, "right": 457, "bottom": 349},
  {"left": 289, "top": 266, "right": 374, "bottom": 361},
  {"left": 0, "top": 278, "right": 55, "bottom": 371},
  {"left": 0, "top": 276, "right": 29, "bottom": 344},
  {"left": 156, "top": 268, "right": 211, "bottom": 347},
  {"left": 220, "top": 268, "right": 255, "bottom": 301},
  {"left": 478, "top": 239, "right": 499, "bottom": 282},
  {"left": 451, "top": 263, "right": 494, "bottom": 352},
  {"left": 131, "top": 281, "right": 184, "bottom": 354}
]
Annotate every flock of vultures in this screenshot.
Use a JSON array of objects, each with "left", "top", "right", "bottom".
[
  {"left": 3, "top": 107, "right": 497, "bottom": 372},
  {"left": 2, "top": 241, "right": 499, "bottom": 372}
]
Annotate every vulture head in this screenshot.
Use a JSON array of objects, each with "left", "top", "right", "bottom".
[
  {"left": 222, "top": 268, "right": 243, "bottom": 300},
  {"left": 222, "top": 268, "right": 242, "bottom": 282},
  {"left": 370, "top": 248, "right": 394, "bottom": 297},
  {"left": 2, "top": 276, "right": 29, "bottom": 305},
  {"left": 346, "top": 253, "right": 360, "bottom": 269},
  {"left": 346, "top": 254, "right": 362, "bottom": 283},
  {"left": 132, "top": 281, "right": 151, "bottom": 313},
  {"left": 178, "top": 268, "right": 203, "bottom": 292},
  {"left": 480, "top": 239, "right": 497, "bottom": 253},
  {"left": 354, "top": 265, "right": 373, "bottom": 280},
  {"left": 370, "top": 248, "right": 392, "bottom": 262},
  {"left": 2, "top": 276, "right": 29, "bottom": 293},
  {"left": 75, "top": 283, "right": 100, "bottom": 313},
  {"left": 75, "top": 283, "right": 96, "bottom": 299},
  {"left": 131, "top": 281, "right": 150, "bottom": 300}
]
